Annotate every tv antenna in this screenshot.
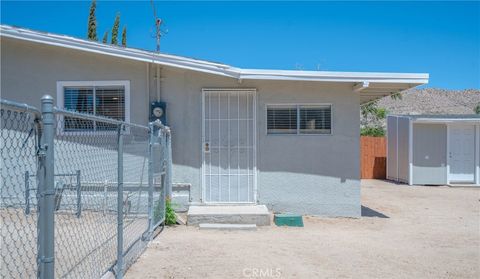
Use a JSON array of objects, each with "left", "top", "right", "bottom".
[{"left": 150, "top": 0, "right": 167, "bottom": 52}]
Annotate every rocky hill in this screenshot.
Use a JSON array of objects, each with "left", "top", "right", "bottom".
[{"left": 361, "top": 88, "right": 480, "bottom": 128}]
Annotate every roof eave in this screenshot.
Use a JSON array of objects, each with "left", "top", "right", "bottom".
[{"left": 0, "top": 24, "right": 429, "bottom": 85}]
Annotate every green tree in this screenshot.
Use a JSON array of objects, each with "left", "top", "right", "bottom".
[
  {"left": 361, "top": 101, "right": 379, "bottom": 118},
  {"left": 87, "top": 0, "right": 97, "bottom": 40},
  {"left": 475, "top": 103, "right": 480, "bottom": 114},
  {"left": 102, "top": 30, "right": 108, "bottom": 43},
  {"left": 111, "top": 14, "right": 120, "bottom": 45},
  {"left": 121, "top": 26, "right": 127, "bottom": 47},
  {"left": 375, "top": 108, "right": 387, "bottom": 120}
]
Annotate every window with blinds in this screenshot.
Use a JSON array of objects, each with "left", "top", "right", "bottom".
[
  {"left": 299, "top": 105, "right": 331, "bottom": 134},
  {"left": 63, "top": 86, "right": 125, "bottom": 131},
  {"left": 266, "top": 104, "right": 332, "bottom": 135},
  {"left": 267, "top": 106, "right": 297, "bottom": 134}
]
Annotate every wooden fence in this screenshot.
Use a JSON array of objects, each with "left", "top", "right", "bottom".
[{"left": 360, "top": 136, "right": 386, "bottom": 179}]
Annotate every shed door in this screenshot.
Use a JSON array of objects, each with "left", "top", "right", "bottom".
[
  {"left": 449, "top": 125, "right": 475, "bottom": 183},
  {"left": 202, "top": 89, "right": 256, "bottom": 203}
]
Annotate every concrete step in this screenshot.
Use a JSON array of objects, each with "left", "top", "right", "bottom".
[
  {"left": 187, "top": 205, "right": 271, "bottom": 226},
  {"left": 198, "top": 223, "right": 257, "bottom": 231}
]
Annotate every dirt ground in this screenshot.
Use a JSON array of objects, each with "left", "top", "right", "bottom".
[{"left": 126, "top": 180, "right": 480, "bottom": 279}]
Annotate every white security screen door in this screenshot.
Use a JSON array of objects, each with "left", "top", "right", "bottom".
[
  {"left": 202, "top": 89, "right": 256, "bottom": 203},
  {"left": 449, "top": 125, "right": 476, "bottom": 183}
]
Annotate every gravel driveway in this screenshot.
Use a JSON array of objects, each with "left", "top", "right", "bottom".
[{"left": 126, "top": 180, "right": 479, "bottom": 279}]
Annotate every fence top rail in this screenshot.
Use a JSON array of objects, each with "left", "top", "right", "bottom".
[
  {"left": 0, "top": 98, "right": 170, "bottom": 132},
  {"left": 0, "top": 98, "right": 41, "bottom": 118},
  {"left": 54, "top": 107, "right": 150, "bottom": 131}
]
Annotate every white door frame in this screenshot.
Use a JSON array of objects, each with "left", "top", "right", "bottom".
[
  {"left": 201, "top": 88, "right": 257, "bottom": 203},
  {"left": 446, "top": 123, "right": 478, "bottom": 185}
]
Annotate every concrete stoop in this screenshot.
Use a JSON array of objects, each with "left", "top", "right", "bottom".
[
  {"left": 187, "top": 205, "right": 271, "bottom": 226},
  {"left": 199, "top": 223, "right": 257, "bottom": 231}
]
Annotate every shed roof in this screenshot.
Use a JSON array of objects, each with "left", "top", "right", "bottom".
[
  {"left": 389, "top": 114, "right": 480, "bottom": 123},
  {"left": 0, "top": 24, "right": 429, "bottom": 103}
]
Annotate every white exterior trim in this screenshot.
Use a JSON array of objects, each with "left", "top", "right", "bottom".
[
  {"left": 396, "top": 116, "right": 399, "bottom": 182},
  {"left": 476, "top": 125, "right": 480, "bottom": 185},
  {"left": 408, "top": 118, "right": 413, "bottom": 185},
  {"left": 386, "top": 117, "right": 389, "bottom": 181},
  {"left": 56, "top": 80, "right": 131, "bottom": 134},
  {"left": 1, "top": 24, "right": 429, "bottom": 85},
  {"left": 201, "top": 91, "right": 206, "bottom": 203},
  {"left": 446, "top": 124, "right": 451, "bottom": 185},
  {"left": 413, "top": 118, "right": 480, "bottom": 124}
]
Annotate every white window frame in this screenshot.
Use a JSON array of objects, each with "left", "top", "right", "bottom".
[
  {"left": 56, "top": 80, "right": 130, "bottom": 134},
  {"left": 265, "top": 103, "right": 333, "bottom": 136}
]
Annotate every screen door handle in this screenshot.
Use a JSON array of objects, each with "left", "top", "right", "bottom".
[{"left": 204, "top": 142, "right": 210, "bottom": 153}]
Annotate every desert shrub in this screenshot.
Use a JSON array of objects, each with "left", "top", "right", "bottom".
[
  {"left": 165, "top": 199, "right": 177, "bottom": 225},
  {"left": 361, "top": 127, "right": 385, "bottom": 137}
]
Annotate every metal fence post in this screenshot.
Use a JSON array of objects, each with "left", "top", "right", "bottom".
[
  {"left": 25, "top": 171, "right": 30, "bottom": 215},
  {"left": 76, "top": 170, "right": 81, "bottom": 218},
  {"left": 165, "top": 131, "right": 172, "bottom": 199},
  {"left": 116, "top": 123, "right": 124, "bottom": 279},
  {"left": 38, "top": 95, "right": 55, "bottom": 279},
  {"left": 147, "top": 122, "right": 155, "bottom": 235}
]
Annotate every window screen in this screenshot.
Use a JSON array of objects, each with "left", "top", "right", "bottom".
[
  {"left": 266, "top": 104, "right": 332, "bottom": 135},
  {"left": 299, "top": 105, "right": 331, "bottom": 134},
  {"left": 267, "top": 106, "right": 297, "bottom": 134},
  {"left": 63, "top": 85, "right": 125, "bottom": 131}
]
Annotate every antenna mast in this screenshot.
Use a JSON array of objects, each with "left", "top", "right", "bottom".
[{"left": 150, "top": 0, "right": 162, "bottom": 52}]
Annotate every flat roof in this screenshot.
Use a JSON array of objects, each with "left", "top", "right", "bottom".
[{"left": 1, "top": 24, "right": 429, "bottom": 103}]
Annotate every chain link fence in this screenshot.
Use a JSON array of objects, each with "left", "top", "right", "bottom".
[{"left": 1, "top": 96, "right": 171, "bottom": 279}]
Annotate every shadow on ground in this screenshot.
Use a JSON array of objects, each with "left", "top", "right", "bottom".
[{"left": 361, "top": 205, "right": 389, "bottom": 218}]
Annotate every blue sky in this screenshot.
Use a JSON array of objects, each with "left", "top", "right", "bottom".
[{"left": 1, "top": 1, "right": 479, "bottom": 89}]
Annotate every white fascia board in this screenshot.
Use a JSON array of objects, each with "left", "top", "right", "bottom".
[
  {"left": 0, "top": 25, "right": 229, "bottom": 68},
  {"left": 239, "top": 69, "right": 428, "bottom": 83},
  {"left": 239, "top": 75, "right": 428, "bottom": 84},
  {"left": 413, "top": 118, "right": 480, "bottom": 124},
  {"left": 240, "top": 68, "right": 429, "bottom": 79},
  {"left": 0, "top": 25, "right": 239, "bottom": 78},
  {"left": 0, "top": 24, "right": 429, "bottom": 85}
]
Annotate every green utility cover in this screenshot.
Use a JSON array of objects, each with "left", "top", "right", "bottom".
[{"left": 274, "top": 214, "right": 304, "bottom": 227}]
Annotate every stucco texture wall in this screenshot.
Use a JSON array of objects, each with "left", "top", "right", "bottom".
[
  {"left": 157, "top": 68, "right": 360, "bottom": 217},
  {"left": 2, "top": 38, "right": 361, "bottom": 217},
  {"left": 1, "top": 37, "right": 149, "bottom": 125}
]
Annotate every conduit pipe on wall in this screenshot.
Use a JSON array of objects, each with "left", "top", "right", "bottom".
[{"left": 156, "top": 64, "right": 162, "bottom": 101}]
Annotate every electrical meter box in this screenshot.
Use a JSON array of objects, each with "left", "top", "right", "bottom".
[{"left": 150, "top": 101, "right": 167, "bottom": 124}]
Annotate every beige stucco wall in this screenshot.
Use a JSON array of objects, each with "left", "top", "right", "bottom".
[
  {"left": 2, "top": 37, "right": 361, "bottom": 216},
  {"left": 1, "top": 37, "right": 149, "bottom": 125}
]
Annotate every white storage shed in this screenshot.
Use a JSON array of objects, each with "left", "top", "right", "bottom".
[{"left": 387, "top": 115, "right": 480, "bottom": 186}]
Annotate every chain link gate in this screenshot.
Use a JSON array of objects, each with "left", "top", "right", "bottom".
[{"left": 0, "top": 96, "right": 171, "bottom": 279}]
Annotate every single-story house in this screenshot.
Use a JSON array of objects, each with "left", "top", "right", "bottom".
[
  {"left": 387, "top": 115, "right": 480, "bottom": 186},
  {"left": 1, "top": 25, "right": 429, "bottom": 217}
]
